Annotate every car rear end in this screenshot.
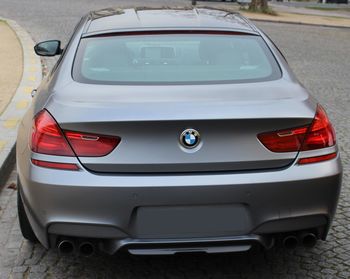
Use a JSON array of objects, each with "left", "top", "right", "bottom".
[{"left": 17, "top": 11, "right": 342, "bottom": 256}]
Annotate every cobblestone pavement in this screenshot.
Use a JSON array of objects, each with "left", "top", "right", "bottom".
[{"left": 0, "top": 1, "right": 350, "bottom": 277}]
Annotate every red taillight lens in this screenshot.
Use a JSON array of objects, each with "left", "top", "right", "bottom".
[
  {"left": 258, "top": 105, "right": 336, "bottom": 153},
  {"left": 64, "top": 131, "right": 120, "bottom": 157},
  {"left": 258, "top": 126, "right": 308, "bottom": 152},
  {"left": 31, "top": 110, "right": 120, "bottom": 157},
  {"left": 31, "top": 110, "right": 75, "bottom": 156},
  {"left": 301, "top": 105, "right": 336, "bottom": 151}
]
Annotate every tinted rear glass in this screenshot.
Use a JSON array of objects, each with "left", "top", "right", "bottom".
[{"left": 73, "top": 33, "right": 281, "bottom": 85}]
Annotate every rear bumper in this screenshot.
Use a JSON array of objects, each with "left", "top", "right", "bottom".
[{"left": 18, "top": 151, "right": 342, "bottom": 253}]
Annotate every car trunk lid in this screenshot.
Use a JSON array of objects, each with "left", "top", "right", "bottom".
[{"left": 47, "top": 81, "right": 316, "bottom": 173}]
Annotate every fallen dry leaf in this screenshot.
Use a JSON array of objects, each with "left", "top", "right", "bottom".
[{"left": 7, "top": 182, "right": 17, "bottom": 190}]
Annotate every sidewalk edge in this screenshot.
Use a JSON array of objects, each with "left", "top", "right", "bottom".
[
  {"left": 0, "top": 17, "right": 42, "bottom": 186},
  {"left": 245, "top": 16, "right": 350, "bottom": 29}
]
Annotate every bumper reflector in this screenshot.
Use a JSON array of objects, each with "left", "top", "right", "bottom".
[
  {"left": 31, "top": 159, "right": 79, "bottom": 171},
  {"left": 298, "top": 152, "right": 337, "bottom": 165}
]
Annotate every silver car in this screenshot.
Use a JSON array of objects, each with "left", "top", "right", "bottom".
[{"left": 17, "top": 7, "right": 342, "bottom": 256}]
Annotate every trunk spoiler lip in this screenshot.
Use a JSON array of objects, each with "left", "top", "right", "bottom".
[{"left": 82, "top": 28, "right": 260, "bottom": 38}]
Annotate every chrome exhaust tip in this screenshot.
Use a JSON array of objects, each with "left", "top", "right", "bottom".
[
  {"left": 57, "top": 239, "right": 76, "bottom": 255},
  {"left": 78, "top": 241, "right": 95, "bottom": 257},
  {"left": 300, "top": 233, "right": 317, "bottom": 248},
  {"left": 282, "top": 235, "right": 298, "bottom": 249}
]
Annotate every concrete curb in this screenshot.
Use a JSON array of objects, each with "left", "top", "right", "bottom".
[{"left": 0, "top": 18, "right": 42, "bottom": 186}]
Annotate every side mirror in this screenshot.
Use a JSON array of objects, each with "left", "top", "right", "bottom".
[{"left": 34, "top": 40, "right": 62, "bottom": 57}]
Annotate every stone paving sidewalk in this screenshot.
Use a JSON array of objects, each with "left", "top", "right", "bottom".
[
  {"left": 0, "top": 18, "right": 42, "bottom": 186},
  {"left": 0, "top": 21, "right": 22, "bottom": 115}
]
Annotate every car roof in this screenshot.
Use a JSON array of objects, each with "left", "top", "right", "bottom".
[{"left": 84, "top": 7, "right": 259, "bottom": 36}]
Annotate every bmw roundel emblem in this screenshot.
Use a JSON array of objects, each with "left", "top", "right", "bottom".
[{"left": 180, "top": 129, "right": 201, "bottom": 149}]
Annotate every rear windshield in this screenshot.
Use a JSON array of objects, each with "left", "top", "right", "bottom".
[{"left": 73, "top": 33, "right": 281, "bottom": 85}]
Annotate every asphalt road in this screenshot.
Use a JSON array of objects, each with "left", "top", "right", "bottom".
[
  {"left": 0, "top": 0, "right": 188, "bottom": 43},
  {"left": 0, "top": 0, "right": 349, "bottom": 278}
]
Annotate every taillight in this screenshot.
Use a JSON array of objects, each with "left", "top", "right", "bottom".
[
  {"left": 258, "top": 105, "right": 336, "bottom": 153},
  {"left": 300, "top": 105, "right": 336, "bottom": 151},
  {"left": 64, "top": 131, "right": 120, "bottom": 157},
  {"left": 31, "top": 110, "right": 75, "bottom": 156},
  {"left": 31, "top": 110, "right": 120, "bottom": 158},
  {"left": 258, "top": 126, "right": 308, "bottom": 153}
]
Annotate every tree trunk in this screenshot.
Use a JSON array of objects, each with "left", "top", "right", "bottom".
[{"left": 249, "top": 0, "right": 268, "bottom": 11}]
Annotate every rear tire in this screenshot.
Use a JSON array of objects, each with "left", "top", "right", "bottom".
[{"left": 17, "top": 180, "right": 38, "bottom": 243}]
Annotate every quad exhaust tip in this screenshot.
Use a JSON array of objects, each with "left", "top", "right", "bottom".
[
  {"left": 300, "top": 232, "right": 317, "bottom": 248},
  {"left": 282, "top": 235, "right": 298, "bottom": 249},
  {"left": 57, "top": 239, "right": 76, "bottom": 255},
  {"left": 78, "top": 241, "right": 95, "bottom": 257},
  {"left": 282, "top": 232, "right": 317, "bottom": 249},
  {"left": 57, "top": 239, "right": 95, "bottom": 256}
]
